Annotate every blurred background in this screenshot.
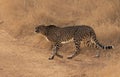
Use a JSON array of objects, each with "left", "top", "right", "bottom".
[{"left": 0, "top": 0, "right": 119, "bottom": 36}]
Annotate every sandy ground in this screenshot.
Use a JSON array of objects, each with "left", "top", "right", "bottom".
[
  {"left": 0, "top": 0, "right": 120, "bottom": 77},
  {"left": 0, "top": 29, "right": 120, "bottom": 77}
]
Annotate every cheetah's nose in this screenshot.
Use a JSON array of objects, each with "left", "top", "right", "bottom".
[
  {"left": 35, "top": 29, "right": 39, "bottom": 33},
  {"left": 35, "top": 30, "right": 37, "bottom": 32}
]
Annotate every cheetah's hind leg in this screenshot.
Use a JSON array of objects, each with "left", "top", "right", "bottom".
[
  {"left": 67, "top": 51, "right": 80, "bottom": 59},
  {"left": 67, "top": 40, "right": 80, "bottom": 59}
]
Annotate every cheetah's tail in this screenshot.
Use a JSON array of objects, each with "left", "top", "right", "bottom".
[{"left": 95, "top": 40, "right": 114, "bottom": 50}]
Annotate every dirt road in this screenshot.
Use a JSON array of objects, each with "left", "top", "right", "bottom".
[{"left": 0, "top": 29, "right": 120, "bottom": 77}]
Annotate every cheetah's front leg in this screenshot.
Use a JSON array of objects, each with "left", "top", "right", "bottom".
[{"left": 49, "top": 43, "right": 63, "bottom": 60}]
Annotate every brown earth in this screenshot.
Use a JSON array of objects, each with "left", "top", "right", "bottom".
[{"left": 0, "top": 0, "right": 120, "bottom": 77}]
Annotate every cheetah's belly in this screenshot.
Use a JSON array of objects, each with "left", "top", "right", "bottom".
[{"left": 61, "top": 38, "right": 73, "bottom": 44}]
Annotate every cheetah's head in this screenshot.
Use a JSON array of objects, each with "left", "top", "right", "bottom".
[{"left": 35, "top": 25, "right": 47, "bottom": 35}]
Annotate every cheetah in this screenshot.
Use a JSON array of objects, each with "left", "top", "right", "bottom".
[{"left": 35, "top": 25, "right": 113, "bottom": 60}]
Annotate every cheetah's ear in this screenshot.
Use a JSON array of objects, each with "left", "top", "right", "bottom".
[{"left": 47, "top": 25, "right": 57, "bottom": 28}]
